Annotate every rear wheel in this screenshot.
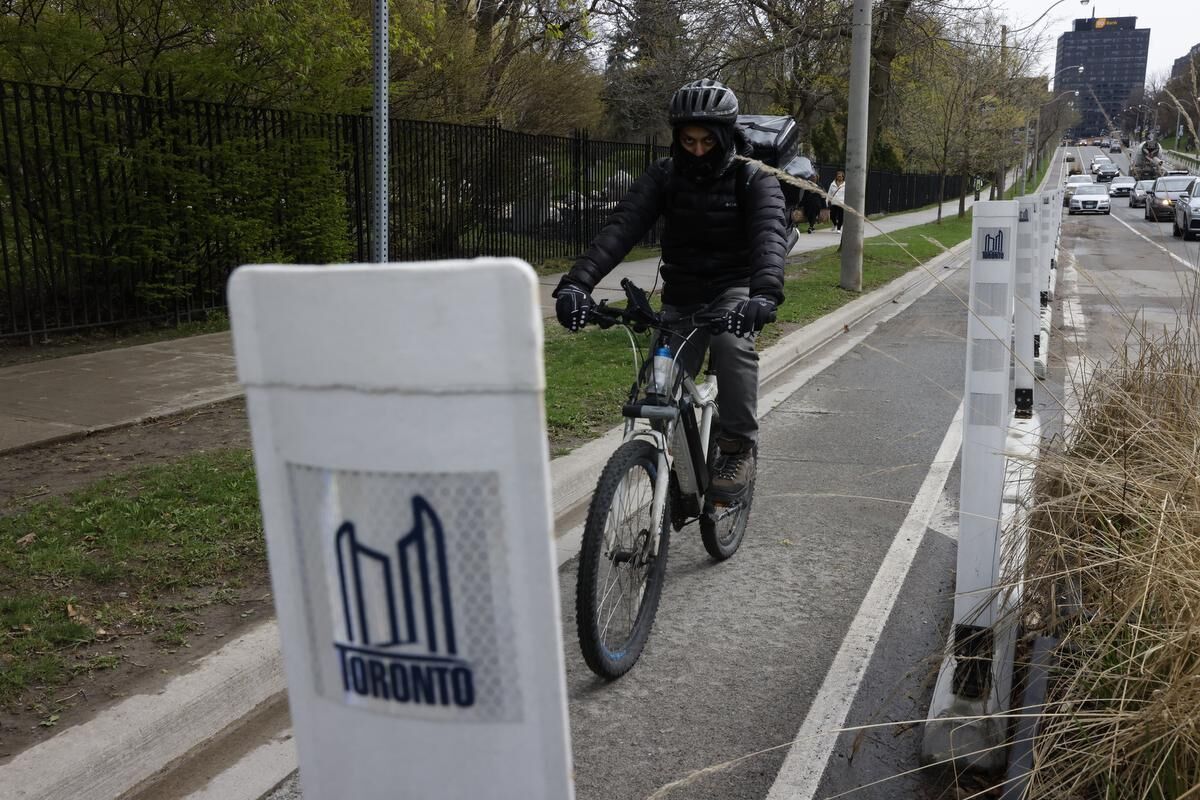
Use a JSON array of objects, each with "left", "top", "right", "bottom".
[
  {"left": 576, "top": 439, "right": 669, "bottom": 679},
  {"left": 700, "top": 479, "right": 755, "bottom": 561},
  {"left": 1174, "top": 218, "right": 1183, "bottom": 237}
]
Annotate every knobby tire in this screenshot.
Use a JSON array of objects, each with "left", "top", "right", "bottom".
[{"left": 575, "top": 439, "right": 670, "bottom": 679}]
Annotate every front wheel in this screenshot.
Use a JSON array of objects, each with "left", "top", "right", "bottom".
[{"left": 576, "top": 439, "right": 669, "bottom": 679}]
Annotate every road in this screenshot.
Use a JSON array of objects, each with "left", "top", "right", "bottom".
[
  {"left": 254, "top": 148, "right": 1199, "bottom": 800},
  {"left": 1062, "top": 144, "right": 1200, "bottom": 366}
]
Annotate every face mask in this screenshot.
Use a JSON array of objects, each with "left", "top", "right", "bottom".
[
  {"left": 675, "top": 146, "right": 727, "bottom": 182},
  {"left": 671, "top": 124, "right": 733, "bottom": 184}
]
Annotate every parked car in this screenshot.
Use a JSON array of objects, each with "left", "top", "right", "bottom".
[
  {"left": 1109, "top": 176, "right": 1137, "bottom": 197},
  {"left": 1063, "top": 173, "right": 1094, "bottom": 206},
  {"left": 1130, "top": 179, "right": 1155, "bottom": 208},
  {"left": 1172, "top": 179, "right": 1200, "bottom": 240},
  {"left": 1096, "top": 162, "right": 1121, "bottom": 182},
  {"left": 1069, "top": 183, "right": 1111, "bottom": 215},
  {"left": 1145, "top": 175, "right": 1197, "bottom": 221}
]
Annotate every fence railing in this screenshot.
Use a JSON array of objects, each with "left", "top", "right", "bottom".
[{"left": 1, "top": 78, "right": 963, "bottom": 340}]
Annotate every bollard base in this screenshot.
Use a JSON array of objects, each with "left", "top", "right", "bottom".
[
  {"left": 921, "top": 620, "right": 1017, "bottom": 773},
  {"left": 923, "top": 413, "right": 1039, "bottom": 773}
]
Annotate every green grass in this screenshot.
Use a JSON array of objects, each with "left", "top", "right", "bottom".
[{"left": 0, "top": 449, "right": 263, "bottom": 706}]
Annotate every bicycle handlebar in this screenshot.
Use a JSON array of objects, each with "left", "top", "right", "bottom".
[{"left": 588, "top": 279, "right": 730, "bottom": 335}]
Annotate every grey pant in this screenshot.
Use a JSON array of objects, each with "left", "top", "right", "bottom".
[{"left": 657, "top": 286, "right": 758, "bottom": 450}]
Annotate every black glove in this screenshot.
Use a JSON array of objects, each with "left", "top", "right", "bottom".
[
  {"left": 554, "top": 283, "right": 595, "bottom": 332},
  {"left": 723, "top": 296, "right": 777, "bottom": 338}
]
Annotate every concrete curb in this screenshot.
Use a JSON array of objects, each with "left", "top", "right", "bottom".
[
  {"left": 0, "top": 624, "right": 283, "bottom": 800},
  {"left": 0, "top": 388, "right": 245, "bottom": 457},
  {"left": 4, "top": 240, "right": 970, "bottom": 800}
]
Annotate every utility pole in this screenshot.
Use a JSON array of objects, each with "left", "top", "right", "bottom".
[
  {"left": 840, "top": 0, "right": 872, "bottom": 292},
  {"left": 372, "top": 0, "right": 389, "bottom": 263},
  {"left": 995, "top": 24, "right": 1007, "bottom": 200}
]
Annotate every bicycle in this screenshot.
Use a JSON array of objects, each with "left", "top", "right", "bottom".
[{"left": 574, "top": 278, "right": 758, "bottom": 679}]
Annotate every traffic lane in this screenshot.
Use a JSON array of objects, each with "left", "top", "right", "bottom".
[
  {"left": 1107, "top": 183, "right": 1200, "bottom": 270},
  {"left": 563, "top": 266, "right": 971, "bottom": 800},
  {"left": 1060, "top": 195, "right": 1200, "bottom": 366}
]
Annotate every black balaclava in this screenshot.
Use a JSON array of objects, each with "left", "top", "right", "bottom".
[{"left": 672, "top": 122, "right": 736, "bottom": 184}]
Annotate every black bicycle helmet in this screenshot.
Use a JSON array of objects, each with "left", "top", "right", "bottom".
[{"left": 668, "top": 79, "right": 739, "bottom": 126}]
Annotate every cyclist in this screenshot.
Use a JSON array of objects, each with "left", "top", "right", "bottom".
[{"left": 552, "top": 78, "right": 789, "bottom": 502}]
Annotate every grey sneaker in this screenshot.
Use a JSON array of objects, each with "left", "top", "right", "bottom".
[{"left": 709, "top": 446, "right": 756, "bottom": 503}]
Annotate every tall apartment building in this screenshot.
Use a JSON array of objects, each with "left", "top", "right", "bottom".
[
  {"left": 1171, "top": 43, "right": 1200, "bottom": 80},
  {"left": 1055, "top": 17, "right": 1150, "bottom": 136}
]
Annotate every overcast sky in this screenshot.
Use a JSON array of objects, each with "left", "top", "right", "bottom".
[{"left": 994, "top": 0, "right": 1194, "bottom": 82}]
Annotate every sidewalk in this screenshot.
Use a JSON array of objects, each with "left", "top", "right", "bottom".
[{"left": 0, "top": 191, "right": 984, "bottom": 457}]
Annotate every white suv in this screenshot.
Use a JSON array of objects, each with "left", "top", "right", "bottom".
[{"left": 1172, "top": 179, "right": 1200, "bottom": 240}]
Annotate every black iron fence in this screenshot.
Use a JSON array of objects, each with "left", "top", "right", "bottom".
[
  {"left": 811, "top": 165, "right": 962, "bottom": 217},
  {"left": 0, "top": 78, "right": 964, "bottom": 339}
]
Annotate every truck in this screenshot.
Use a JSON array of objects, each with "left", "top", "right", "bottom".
[{"left": 1130, "top": 139, "right": 1166, "bottom": 181}]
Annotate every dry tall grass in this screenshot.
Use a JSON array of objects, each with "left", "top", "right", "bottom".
[{"left": 1018, "top": 310, "right": 1200, "bottom": 799}]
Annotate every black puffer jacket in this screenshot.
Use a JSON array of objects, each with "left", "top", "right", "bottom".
[{"left": 557, "top": 149, "right": 789, "bottom": 307}]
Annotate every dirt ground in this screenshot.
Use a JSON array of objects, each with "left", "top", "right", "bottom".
[{"left": 0, "top": 399, "right": 272, "bottom": 761}]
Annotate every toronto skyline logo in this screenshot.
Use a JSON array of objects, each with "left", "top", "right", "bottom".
[
  {"left": 981, "top": 228, "right": 1006, "bottom": 260},
  {"left": 333, "top": 495, "right": 476, "bottom": 708}
]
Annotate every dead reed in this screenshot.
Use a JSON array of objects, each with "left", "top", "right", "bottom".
[{"left": 1018, "top": 310, "right": 1200, "bottom": 799}]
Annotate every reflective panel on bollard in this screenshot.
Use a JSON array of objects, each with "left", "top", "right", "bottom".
[{"left": 228, "top": 259, "right": 573, "bottom": 799}]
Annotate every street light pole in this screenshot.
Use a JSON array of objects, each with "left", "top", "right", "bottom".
[{"left": 839, "top": 0, "right": 871, "bottom": 292}]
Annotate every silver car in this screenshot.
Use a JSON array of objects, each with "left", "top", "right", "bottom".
[
  {"left": 1108, "top": 176, "right": 1137, "bottom": 197},
  {"left": 1130, "top": 179, "right": 1155, "bottom": 208},
  {"left": 1172, "top": 179, "right": 1200, "bottom": 240}
]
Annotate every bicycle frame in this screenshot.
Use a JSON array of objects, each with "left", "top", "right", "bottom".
[{"left": 621, "top": 372, "right": 719, "bottom": 555}]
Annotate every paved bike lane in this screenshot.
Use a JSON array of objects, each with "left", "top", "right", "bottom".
[{"left": 562, "top": 262, "right": 976, "bottom": 800}]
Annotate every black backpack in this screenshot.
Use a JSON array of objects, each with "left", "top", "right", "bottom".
[{"left": 736, "top": 115, "right": 818, "bottom": 218}]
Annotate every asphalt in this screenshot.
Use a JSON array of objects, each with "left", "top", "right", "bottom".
[{"left": 0, "top": 186, "right": 1003, "bottom": 800}]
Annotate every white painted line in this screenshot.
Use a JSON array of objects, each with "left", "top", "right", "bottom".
[
  {"left": 1108, "top": 208, "right": 1198, "bottom": 273},
  {"left": 765, "top": 400, "right": 965, "bottom": 800}
]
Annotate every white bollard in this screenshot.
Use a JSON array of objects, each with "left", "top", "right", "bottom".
[
  {"left": 923, "top": 201, "right": 1019, "bottom": 771},
  {"left": 227, "top": 259, "right": 574, "bottom": 800},
  {"left": 1014, "top": 196, "right": 1039, "bottom": 414},
  {"left": 1034, "top": 192, "right": 1055, "bottom": 380}
]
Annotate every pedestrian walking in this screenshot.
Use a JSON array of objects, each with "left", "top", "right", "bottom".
[
  {"left": 827, "top": 170, "right": 846, "bottom": 232},
  {"left": 801, "top": 183, "right": 824, "bottom": 234}
]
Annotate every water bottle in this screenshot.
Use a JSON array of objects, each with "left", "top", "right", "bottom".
[{"left": 652, "top": 343, "right": 675, "bottom": 397}]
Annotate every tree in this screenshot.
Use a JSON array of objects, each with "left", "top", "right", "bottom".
[{"left": 0, "top": 0, "right": 373, "bottom": 111}]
